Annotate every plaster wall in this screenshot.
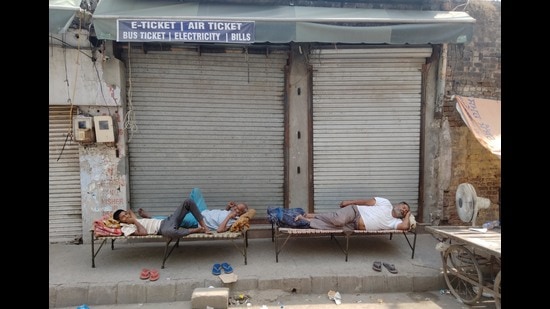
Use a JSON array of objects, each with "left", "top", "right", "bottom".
[
  {"left": 77, "top": 104, "right": 129, "bottom": 244},
  {"left": 421, "top": 47, "right": 444, "bottom": 225},
  {"left": 49, "top": 35, "right": 129, "bottom": 244},
  {"left": 49, "top": 32, "right": 122, "bottom": 106}
]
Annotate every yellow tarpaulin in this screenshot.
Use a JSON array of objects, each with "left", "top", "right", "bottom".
[{"left": 455, "top": 96, "right": 501, "bottom": 159}]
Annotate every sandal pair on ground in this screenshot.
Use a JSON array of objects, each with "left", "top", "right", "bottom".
[
  {"left": 212, "top": 262, "right": 233, "bottom": 275},
  {"left": 139, "top": 268, "right": 160, "bottom": 281},
  {"left": 372, "top": 261, "right": 398, "bottom": 274}
]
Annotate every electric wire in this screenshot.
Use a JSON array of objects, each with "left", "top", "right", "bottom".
[{"left": 123, "top": 42, "right": 138, "bottom": 142}]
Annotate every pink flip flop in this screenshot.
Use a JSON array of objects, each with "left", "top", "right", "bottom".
[
  {"left": 149, "top": 269, "right": 160, "bottom": 281},
  {"left": 139, "top": 268, "right": 150, "bottom": 280}
]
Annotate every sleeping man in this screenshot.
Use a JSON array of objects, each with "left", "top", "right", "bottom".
[
  {"left": 138, "top": 201, "right": 248, "bottom": 233},
  {"left": 294, "top": 197, "right": 411, "bottom": 231},
  {"left": 137, "top": 187, "right": 249, "bottom": 233},
  {"left": 113, "top": 198, "right": 210, "bottom": 238}
]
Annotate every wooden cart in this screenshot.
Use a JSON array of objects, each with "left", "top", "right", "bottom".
[{"left": 425, "top": 226, "right": 501, "bottom": 308}]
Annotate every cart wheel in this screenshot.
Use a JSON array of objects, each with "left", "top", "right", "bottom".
[
  {"left": 442, "top": 244, "right": 483, "bottom": 305},
  {"left": 494, "top": 270, "right": 501, "bottom": 309}
]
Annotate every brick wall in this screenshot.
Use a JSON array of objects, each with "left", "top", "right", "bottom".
[{"left": 443, "top": 0, "right": 501, "bottom": 225}]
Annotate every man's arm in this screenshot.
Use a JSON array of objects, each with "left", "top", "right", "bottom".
[
  {"left": 396, "top": 212, "right": 411, "bottom": 230},
  {"left": 225, "top": 201, "right": 237, "bottom": 211},
  {"left": 125, "top": 212, "right": 148, "bottom": 235},
  {"left": 216, "top": 210, "right": 239, "bottom": 233},
  {"left": 339, "top": 198, "right": 376, "bottom": 208}
]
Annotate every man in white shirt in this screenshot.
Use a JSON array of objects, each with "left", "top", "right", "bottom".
[{"left": 295, "top": 197, "right": 411, "bottom": 231}]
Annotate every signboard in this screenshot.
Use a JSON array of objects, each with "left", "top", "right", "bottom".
[{"left": 117, "top": 19, "right": 255, "bottom": 43}]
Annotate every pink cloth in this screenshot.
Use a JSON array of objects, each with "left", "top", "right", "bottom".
[
  {"left": 455, "top": 95, "right": 501, "bottom": 159},
  {"left": 93, "top": 214, "right": 122, "bottom": 236}
]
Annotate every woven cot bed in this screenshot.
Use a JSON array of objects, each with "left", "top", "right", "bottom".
[
  {"left": 90, "top": 229, "right": 248, "bottom": 269},
  {"left": 273, "top": 226, "right": 417, "bottom": 262}
]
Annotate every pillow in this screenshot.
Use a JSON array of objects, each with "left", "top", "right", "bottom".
[
  {"left": 93, "top": 213, "right": 122, "bottom": 236},
  {"left": 409, "top": 213, "right": 416, "bottom": 230},
  {"left": 229, "top": 208, "right": 256, "bottom": 232},
  {"left": 103, "top": 216, "right": 121, "bottom": 229}
]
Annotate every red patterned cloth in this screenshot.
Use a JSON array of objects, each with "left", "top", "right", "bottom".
[{"left": 93, "top": 213, "right": 122, "bottom": 236}]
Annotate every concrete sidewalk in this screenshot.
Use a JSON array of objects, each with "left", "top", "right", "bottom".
[{"left": 49, "top": 232, "right": 448, "bottom": 308}]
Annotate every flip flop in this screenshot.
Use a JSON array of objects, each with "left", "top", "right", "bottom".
[
  {"left": 372, "top": 261, "right": 382, "bottom": 272},
  {"left": 212, "top": 263, "right": 222, "bottom": 275},
  {"left": 221, "top": 262, "right": 233, "bottom": 274},
  {"left": 383, "top": 262, "right": 398, "bottom": 274},
  {"left": 149, "top": 269, "right": 160, "bottom": 281},
  {"left": 139, "top": 268, "right": 150, "bottom": 280}
]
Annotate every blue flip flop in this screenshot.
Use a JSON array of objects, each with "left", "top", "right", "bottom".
[
  {"left": 212, "top": 263, "right": 222, "bottom": 275},
  {"left": 221, "top": 262, "right": 233, "bottom": 274}
]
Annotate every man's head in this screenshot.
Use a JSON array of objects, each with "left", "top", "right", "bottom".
[
  {"left": 235, "top": 203, "right": 249, "bottom": 216},
  {"left": 113, "top": 209, "right": 130, "bottom": 223},
  {"left": 393, "top": 202, "right": 410, "bottom": 218}
]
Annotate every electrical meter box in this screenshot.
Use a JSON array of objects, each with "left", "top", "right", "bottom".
[
  {"left": 73, "top": 116, "right": 95, "bottom": 143},
  {"left": 94, "top": 115, "right": 116, "bottom": 143}
]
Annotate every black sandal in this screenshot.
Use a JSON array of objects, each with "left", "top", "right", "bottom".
[
  {"left": 383, "top": 262, "right": 398, "bottom": 274},
  {"left": 372, "top": 261, "right": 382, "bottom": 272}
]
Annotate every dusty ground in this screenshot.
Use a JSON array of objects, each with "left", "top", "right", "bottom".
[
  {"left": 59, "top": 289, "right": 498, "bottom": 309},
  {"left": 228, "top": 289, "right": 497, "bottom": 308}
]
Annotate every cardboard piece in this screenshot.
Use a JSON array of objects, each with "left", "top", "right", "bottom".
[{"left": 219, "top": 273, "right": 238, "bottom": 283}]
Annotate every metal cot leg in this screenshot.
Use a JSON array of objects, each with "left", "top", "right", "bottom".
[{"left": 161, "top": 238, "right": 180, "bottom": 269}]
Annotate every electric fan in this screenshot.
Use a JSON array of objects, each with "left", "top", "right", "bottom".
[{"left": 455, "top": 183, "right": 491, "bottom": 226}]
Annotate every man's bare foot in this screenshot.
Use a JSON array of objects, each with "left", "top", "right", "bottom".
[
  {"left": 295, "top": 213, "right": 314, "bottom": 221},
  {"left": 194, "top": 226, "right": 211, "bottom": 234},
  {"left": 188, "top": 227, "right": 199, "bottom": 234},
  {"left": 197, "top": 220, "right": 212, "bottom": 233},
  {"left": 138, "top": 208, "right": 151, "bottom": 218},
  {"left": 188, "top": 226, "right": 209, "bottom": 234},
  {"left": 295, "top": 214, "right": 310, "bottom": 222}
]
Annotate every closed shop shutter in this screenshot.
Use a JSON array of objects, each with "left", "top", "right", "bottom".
[
  {"left": 311, "top": 47, "right": 432, "bottom": 213},
  {"left": 122, "top": 47, "right": 288, "bottom": 216},
  {"left": 49, "top": 105, "right": 82, "bottom": 243}
]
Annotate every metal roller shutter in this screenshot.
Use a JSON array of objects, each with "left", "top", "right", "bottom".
[
  {"left": 49, "top": 105, "right": 82, "bottom": 243},
  {"left": 123, "top": 47, "right": 288, "bottom": 216},
  {"left": 311, "top": 47, "right": 432, "bottom": 213}
]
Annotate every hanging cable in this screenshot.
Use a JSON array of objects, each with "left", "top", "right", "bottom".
[
  {"left": 123, "top": 42, "right": 138, "bottom": 142},
  {"left": 452, "top": 0, "right": 470, "bottom": 11},
  {"left": 58, "top": 12, "right": 84, "bottom": 161}
]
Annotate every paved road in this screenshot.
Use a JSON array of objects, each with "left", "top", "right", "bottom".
[{"left": 59, "top": 290, "right": 497, "bottom": 309}]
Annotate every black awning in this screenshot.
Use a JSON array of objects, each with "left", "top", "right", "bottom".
[{"left": 92, "top": 0, "right": 475, "bottom": 44}]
